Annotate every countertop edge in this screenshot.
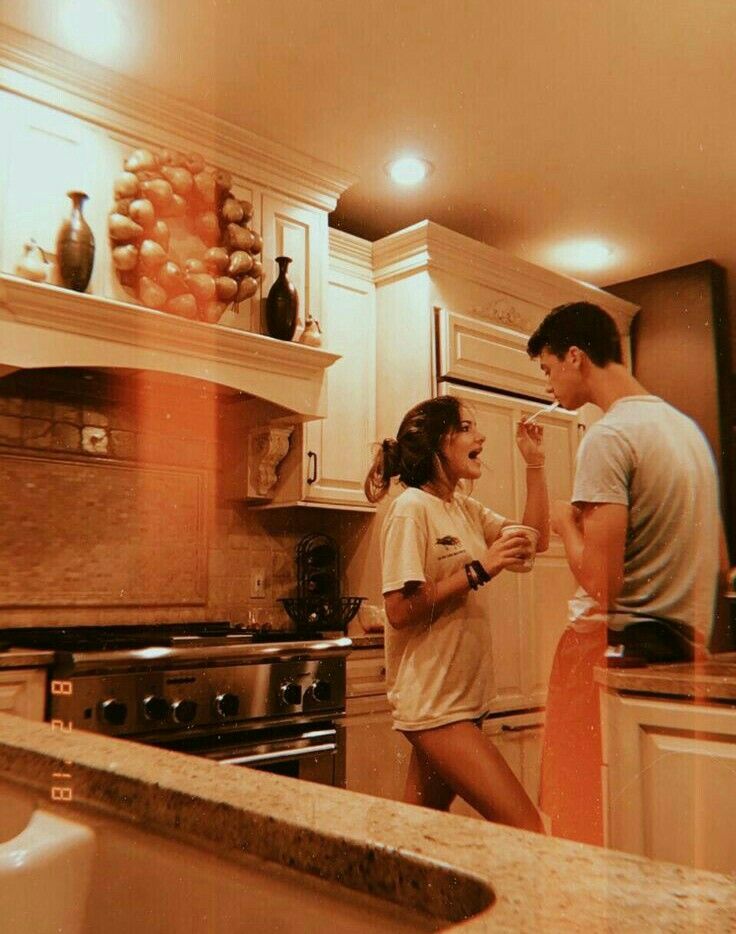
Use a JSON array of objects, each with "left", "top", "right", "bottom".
[{"left": 0, "top": 713, "right": 734, "bottom": 931}]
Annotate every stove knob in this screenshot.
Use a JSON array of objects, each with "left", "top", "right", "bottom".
[
  {"left": 215, "top": 693, "right": 240, "bottom": 718},
  {"left": 280, "top": 682, "right": 302, "bottom": 706},
  {"left": 310, "top": 680, "right": 332, "bottom": 703},
  {"left": 101, "top": 698, "right": 128, "bottom": 726},
  {"left": 143, "top": 695, "right": 169, "bottom": 722},
  {"left": 171, "top": 699, "right": 198, "bottom": 724}
]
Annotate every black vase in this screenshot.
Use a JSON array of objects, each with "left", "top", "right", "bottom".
[
  {"left": 265, "top": 256, "right": 299, "bottom": 340},
  {"left": 56, "top": 191, "right": 95, "bottom": 292}
]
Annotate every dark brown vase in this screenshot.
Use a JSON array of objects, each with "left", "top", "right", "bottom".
[
  {"left": 265, "top": 256, "right": 298, "bottom": 340},
  {"left": 56, "top": 191, "right": 95, "bottom": 292}
]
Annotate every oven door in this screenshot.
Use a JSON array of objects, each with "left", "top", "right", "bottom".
[{"left": 162, "top": 723, "right": 345, "bottom": 787}]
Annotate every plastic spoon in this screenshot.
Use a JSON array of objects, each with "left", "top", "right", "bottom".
[{"left": 523, "top": 400, "right": 560, "bottom": 425}]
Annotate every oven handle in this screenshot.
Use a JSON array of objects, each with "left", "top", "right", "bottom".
[{"left": 217, "top": 742, "right": 336, "bottom": 767}]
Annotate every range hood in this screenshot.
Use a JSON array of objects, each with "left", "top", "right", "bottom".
[{"left": 0, "top": 274, "right": 339, "bottom": 420}]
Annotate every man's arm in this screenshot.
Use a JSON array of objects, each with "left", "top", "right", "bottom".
[{"left": 551, "top": 500, "right": 628, "bottom": 609}]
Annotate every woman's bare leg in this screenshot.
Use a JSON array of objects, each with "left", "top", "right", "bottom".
[
  {"left": 405, "top": 720, "right": 545, "bottom": 833},
  {"left": 403, "top": 745, "right": 456, "bottom": 811}
]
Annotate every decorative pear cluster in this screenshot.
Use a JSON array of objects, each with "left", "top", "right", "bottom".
[{"left": 109, "top": 148, "right": 264, "bottom": 324}]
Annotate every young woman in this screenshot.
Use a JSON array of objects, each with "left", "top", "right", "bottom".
[{"left": 364, "top": 395, "right": 549, "bottom": 832}]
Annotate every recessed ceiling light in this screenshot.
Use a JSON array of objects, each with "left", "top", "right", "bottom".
[
  {"left": 386, "top": 156, "right": 433, "bottom": 186},
  {"left": 547, "top": 239, "right": 616, "bottom": 273}
]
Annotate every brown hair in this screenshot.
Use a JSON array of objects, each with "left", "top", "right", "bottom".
[{"left": 364, "top": 395, "right": 464, "bottom": 503}]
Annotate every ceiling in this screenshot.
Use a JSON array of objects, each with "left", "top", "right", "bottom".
[{"left": 2, "top": 0, "right": 736, "bottom": 294}]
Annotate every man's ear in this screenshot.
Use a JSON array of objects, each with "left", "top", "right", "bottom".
[{"left": 566, "top": 346, "right": 585, "bottom": 369}]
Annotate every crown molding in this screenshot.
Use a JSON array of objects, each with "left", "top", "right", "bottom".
[
  {"left": 372, "top": 220, "right": 639, "bottom": 330},
  {"left": 328, "top": 228, "right": 373, "bottom": 281},
  {"left": 0, "top": 274, "right": 339, "bottom": 419},
  {"left": 0, "top": 24, "right": 357, "bottom": 212}
]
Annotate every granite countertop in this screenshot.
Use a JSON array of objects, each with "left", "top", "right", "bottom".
[
  {"left": 0, "top": 648, "right": 55, "bottom": 670},
  {"left": 596, "top": 652, "right": 736, "bottom": 702},
  {"left": 0, "top": 713, "right": 734, "bottom": 931}
]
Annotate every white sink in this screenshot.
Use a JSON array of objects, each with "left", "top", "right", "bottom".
[
  {"left": 0, "top": 781, "right": 466, "bottom": 933},
  {"left": 0, "top": 783, "right": 95, "bottom": 934}
]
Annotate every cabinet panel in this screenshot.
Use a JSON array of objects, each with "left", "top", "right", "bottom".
[
  {"left": 602, "top": 691, "right": 736, "bottom": 874},
  {"left": 437, "top": 309, "right": 548, "bottom": 400},
  {"left": 257, "top": 243, "right": 375, "bottom": 510},
  {"left": 342, "top": 701, "right": 410, "bottom": 801},
  {"left": 0, "top": 668, "right": 46, "bottom": 720},
  {"left": 302, "top": 269, "right": 375, "bottom": 507},
  {"left": 261, "top": 194, "right": 325, "bottom": 336}
]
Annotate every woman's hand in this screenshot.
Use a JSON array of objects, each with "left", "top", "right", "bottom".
[
  {"left": 481, "top": 532, "right": 533, "bottom": 578},
  {"left": 516, "top": 420, "right": 545, "bottom": 466}
]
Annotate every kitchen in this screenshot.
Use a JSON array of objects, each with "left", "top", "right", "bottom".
[{"left": 0, "top": 1, "right": 735, "bottom": 930}]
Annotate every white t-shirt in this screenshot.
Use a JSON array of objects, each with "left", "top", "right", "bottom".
[
  {"left": 380, "top": 486, "right": 507, "bottom": 731},
  {"left": 572, "top": 396, "right": 721, "bottom": 638}
]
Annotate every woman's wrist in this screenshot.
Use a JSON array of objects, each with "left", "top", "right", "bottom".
[{"left": 525, "top": 459, "right": 546, "bottom": 469}]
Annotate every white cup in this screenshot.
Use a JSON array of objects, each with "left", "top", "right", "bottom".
[{"left": 500, "top": 524, "right": 539, "bottom": 573}]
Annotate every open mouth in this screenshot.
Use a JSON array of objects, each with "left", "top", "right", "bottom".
[{"left": 468, "top": 450, "right": 482, "bottom": 461}]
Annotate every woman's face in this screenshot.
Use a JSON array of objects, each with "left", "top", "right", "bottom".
[{"left": 438, "top": 407, "right": 485, "bottom": 485}]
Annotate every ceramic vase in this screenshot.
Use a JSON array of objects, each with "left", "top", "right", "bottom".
[
  {"left": 56, "top": 191, "right": 95, "bottom": 292},
  {"left": 265, "top": 256, "right": 298, "bottom": 341}
]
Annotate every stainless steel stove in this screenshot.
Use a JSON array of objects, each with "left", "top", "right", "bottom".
[{"left": 2, "top": 623, "right": 352, "bottom": 786}]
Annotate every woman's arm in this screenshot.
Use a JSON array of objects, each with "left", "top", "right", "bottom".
[
  {"left": 385, "top": 533, "right": 532, "bottom": 630},
  {"left": 517, "top": 421, "right": 550, "bottom": 551}
]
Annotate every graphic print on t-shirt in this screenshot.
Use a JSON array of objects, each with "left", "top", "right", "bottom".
[{"left": 435, "top": 534, "right": 465, "bottom": 561}]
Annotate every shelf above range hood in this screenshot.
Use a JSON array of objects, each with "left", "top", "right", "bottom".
[{"left": 0, "top": 274, "right": 340, "bottom": 420}]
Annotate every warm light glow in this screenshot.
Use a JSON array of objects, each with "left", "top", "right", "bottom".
[
  {"left": 547, "top": 239, "right": 616, "bottom": 273},
  {"left": 56, "top": 0, "right": 127, "bottom": 64},
  {"left": 386, "top": 156, "right": 432, "bottom": 186}
]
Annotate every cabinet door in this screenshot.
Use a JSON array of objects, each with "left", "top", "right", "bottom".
[
  {"left": 0, "top": 669, "right": 46, "bottom": 720},
  {"left": 260, "top": 194, "right": 326, "bottom": 337},
  {"left": 342, "top": 697, "right": 410, "bottom": 801},
  {"left": 439, "top": 384, "right": 578, "bottom": 711},
  {"left": 300, "top": 264, "right": 376, "bottom": 508},
  {"left": 602, "top": 691, "right": 736, "bottom": 874}
]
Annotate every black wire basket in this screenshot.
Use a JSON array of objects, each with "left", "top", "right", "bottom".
[{"left": 279, "top": 596, "right": 365, "bottom": 631}]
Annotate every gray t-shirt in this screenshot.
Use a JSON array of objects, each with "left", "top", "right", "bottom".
[{"left": 572, "top": 396, "right": 720, "bottom": 637}]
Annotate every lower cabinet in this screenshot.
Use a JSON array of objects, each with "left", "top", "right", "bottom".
[
  {"left": 601, "top": 690, "right": 736, "bottom": 874},
  {"left": 342, "top": 649, "right": 410, "bottom": 801},
  {"left": 343, "top": 649, "right": 544, "bottom": 813},
  {"left": 0, "top": 668, "right": 47, "bottom": 720},
  {"left": 450, "top": 711, "right": 544, "bottom": 820}
]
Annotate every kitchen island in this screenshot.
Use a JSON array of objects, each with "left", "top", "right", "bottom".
[
  {"left": 597, "top": 652, "right": 736, "bottom": 876},
  {"left": 0, "top": 712, "right": 734, "bottom": 932}
]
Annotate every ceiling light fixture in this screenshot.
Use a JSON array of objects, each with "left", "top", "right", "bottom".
[
  {"left": 386, "top": 156, "right": 433, "bottom": 186},
  {"left": 547, "top": 239, "right": 616, "bottom": 273}
]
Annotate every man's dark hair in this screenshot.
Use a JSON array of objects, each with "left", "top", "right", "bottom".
[{"left": 526, "top": 301, "right": 623, "bottom": 366}]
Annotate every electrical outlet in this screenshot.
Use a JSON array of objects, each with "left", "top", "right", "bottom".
[{"left": 250, "top": 567, "right": 267, "bottom": 599}]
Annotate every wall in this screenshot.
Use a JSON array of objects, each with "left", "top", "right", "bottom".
[
  {"left": 0, "top": 367, "right": 364, "bottom": 629},
  {"left": 608, "top": 262, "right": 735, "bottom": 650}
]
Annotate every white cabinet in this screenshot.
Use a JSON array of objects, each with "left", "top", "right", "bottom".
[
  {"left": 341, "top": 648, "right": 410, "bottom": 800},
  {"left": 601, "top": 690, "right": 736, "bottom": 874},
  {"left": 259, "top": 193, "right": 327, "bottom": 337},
  {"left": 450, "top": 711, "right": 544, "bottom": 820},
  {"left": 256, "top": 230, "right": 376, "bottom": 511},
  {"left": 0, "top": 668, "right": 46, "bottom": 720}
]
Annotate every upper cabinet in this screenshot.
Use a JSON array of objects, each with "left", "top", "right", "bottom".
[
  {"left": 251, "top": 230, "right": 376, "bottom": 511},
  {"left": 372, "top": 220, "right": 638, "bottom": 440}
]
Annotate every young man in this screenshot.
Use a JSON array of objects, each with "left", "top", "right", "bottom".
[{"left": 526, "top": 301, "right": 729, "bottom": 845}]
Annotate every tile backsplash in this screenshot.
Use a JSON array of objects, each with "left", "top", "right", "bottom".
[{"left": 0, "top": 367, "right": 367, "bottom": 629}]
